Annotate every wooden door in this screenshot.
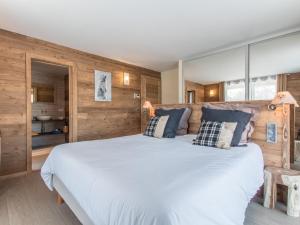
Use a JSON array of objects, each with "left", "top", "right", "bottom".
[{"left": 141, "top": 75, "right": 161, "bottom": 132}]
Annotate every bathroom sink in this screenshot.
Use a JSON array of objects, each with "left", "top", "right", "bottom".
[{"left": 37, "top": 115, "right": 51, "bottom": 121}]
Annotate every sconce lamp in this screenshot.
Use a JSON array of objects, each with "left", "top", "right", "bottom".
[
  {"left": 123, "top": 72, "right": 130, "bottom": 86},
  {"left": 143, "top": 101, "right": 155, "bottom": 117},
  {"left": 268, "top": 91, "right": 299, "bottom": 110},
  {"left": 209, "top": 89, "right": 215, "bottom": 97}
]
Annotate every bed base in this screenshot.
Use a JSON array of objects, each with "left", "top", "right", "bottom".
[
  {"left": 53, "top": 175, "right": 94, "bottom": 225},
  {"left": 56, "top": 193, "right": 64, "bottom": 205}
]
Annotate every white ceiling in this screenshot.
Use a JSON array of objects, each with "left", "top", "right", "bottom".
[{"left": 1, "top": 0, "right": 300, "bottom": 72}]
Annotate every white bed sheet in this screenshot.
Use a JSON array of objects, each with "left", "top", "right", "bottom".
[{"left": 41, "top": 134, "right": 264, "bottom": 225}]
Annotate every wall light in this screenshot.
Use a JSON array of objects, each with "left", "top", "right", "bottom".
[
  {"left": 123, "top": 72, "right": 130, "bottom": 85},
  {"left": 209, "top": 89, "right": 215, "bottom": 97},
  {"left": 143, "top": 101, "right": 155, "bottom": 117},
  {"left": 268, "top": 91, "right": 299, "bottom": 110}
]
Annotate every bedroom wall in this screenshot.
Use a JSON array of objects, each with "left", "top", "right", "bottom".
[
  {"left": 0, "top": 29, "right": 160, "bottom": 176},
  {"left": 286, "top": 73, "right": 300, "bottom": 139},
  {"left": 161, "top": 68, "right": 179, "bottom": 104}
]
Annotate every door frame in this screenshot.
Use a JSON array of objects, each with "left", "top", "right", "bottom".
[{"left": 25, "top": 53, "right": 77, "bottom": 173}]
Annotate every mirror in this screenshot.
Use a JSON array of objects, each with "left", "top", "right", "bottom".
[{"left": 31, "top": 83, "right": 55, "bottom": 103}]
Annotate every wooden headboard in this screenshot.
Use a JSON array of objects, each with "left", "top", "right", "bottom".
[{"left": 154, "top": 101, "right": 292, "bottom": 169}]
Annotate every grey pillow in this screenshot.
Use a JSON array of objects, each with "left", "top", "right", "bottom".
[
  {"left": 155, "top": 108, "right": 185, "bottom": 138},
  {"left": 201, "top": 107, "right": 252, "bottom": 146},
  {"left": 176, "top": 108, "right": 192, "bottom": 135},
  {"left": 176, "top": 128, "right": 189, "bottom": 136}
]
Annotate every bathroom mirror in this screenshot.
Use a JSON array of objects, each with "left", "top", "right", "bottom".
[{"left": 31, "top": 83, "right": 55, "bottom": 103}]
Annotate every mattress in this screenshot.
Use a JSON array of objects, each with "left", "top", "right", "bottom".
[{"left": 41, "top": 134, "right": 264, "bottom": 225}]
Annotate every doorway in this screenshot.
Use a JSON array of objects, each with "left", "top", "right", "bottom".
[{"left": 26, "top": 54, "right": 77, "bottom": 172}]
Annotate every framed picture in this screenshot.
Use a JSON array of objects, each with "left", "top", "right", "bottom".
[
  {"left": 266, "top": 122, "right": 277, "bottom": 144},
  {"left": 95, "top": 70, "right": 112, "bottom": 101}
]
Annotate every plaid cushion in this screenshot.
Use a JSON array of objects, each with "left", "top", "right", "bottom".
[
  {"left": 193, "top": 120, "right": 222, "bottom": 147},
  {"left": 144, "top": 116, "right": 160, "bottom": 137}
]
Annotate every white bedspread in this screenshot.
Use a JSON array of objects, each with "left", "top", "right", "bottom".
[{"left": 41, "top": 134, "right": 264, "bottom": 225}]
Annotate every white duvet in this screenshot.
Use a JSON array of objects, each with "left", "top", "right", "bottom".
[{"left": 41, "top": 134, "right": 264, "bottom": 225}]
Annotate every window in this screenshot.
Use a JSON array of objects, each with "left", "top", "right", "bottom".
[
  {"left": 224, "top": 79, "right": 245, "bottom": 101},
  {"left": 250, "top": 75, "right": 277, "bottom": 100}
]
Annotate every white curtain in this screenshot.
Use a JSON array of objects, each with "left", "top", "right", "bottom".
[
  {"left": 250, "top": 75, "right": 277, "bottom": 100},
  {"left": 224, "top": 79, "right": 245, "bottom": 101}
]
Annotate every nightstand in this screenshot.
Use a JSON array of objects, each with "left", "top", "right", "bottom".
[{"left": 264, "top": 166, "right": 300, "bottom": 217}]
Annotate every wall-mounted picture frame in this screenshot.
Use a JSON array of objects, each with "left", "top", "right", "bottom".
[
  {"left": 95, "top": 70, "right": 112, "bottom": 101},
  {"left": 266, "top": 122, "right": 277, "bottom": 144}
]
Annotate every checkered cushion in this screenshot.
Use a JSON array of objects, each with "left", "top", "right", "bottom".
[
  {"left": 144, "top": 116, "right": 160, "bottom": 137},
  {"left": 193, "top": 120, "right": 222, "bottom": 147}
]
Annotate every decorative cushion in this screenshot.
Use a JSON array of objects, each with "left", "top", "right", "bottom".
[
  {"left": 160, "top": 107, "right": 192, "bottom": 135},
  {"left": 193, "top": 120, "right": 237, "bottom": 149},
  {"left": 176, "top": 107, "right": 192, "bottom": 135},
  {"left": 239, "top": 121, "right": 255, "bottom": 144},
  {"left": 203, "top": 103, "right": 260, "bottom": 143},
  {"left": 216, "top": 122, "right": 238, "bottom": 149},
  {"left": 153, "top": 116, "right": 169, "bottom": 138},
  {"left": 144, "top": 116, "right": 169, "bottom": 138},
  {"left": 155, "top": 108, "right": 185, "bottom": 138},
  {"left": 176, "top": 128, "right": 189, "bottom": 136},
  {"left": 201, "top": 107, "right": 252, "bottom": 146},
  {"left": 193, "top": 121, "right": 222, "bottom": 147},
  {"left": 144, "top": 116, "right": 160, "bottom": 137}
]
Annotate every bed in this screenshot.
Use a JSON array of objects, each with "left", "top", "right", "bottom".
[
  {"left": 41, "top": 102, "right": 291, "bottom": 225},
  {"left": 42, "top": 134, "right": 264, "bottom": 225}
]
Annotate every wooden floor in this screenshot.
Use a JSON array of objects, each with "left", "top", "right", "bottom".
[{"left": 0, "top": 173, "right": 299, "bottom": 225}]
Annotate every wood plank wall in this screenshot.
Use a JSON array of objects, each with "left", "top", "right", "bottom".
[
  {"left": 0, "top": 29, "right": 160, "bottom": 176},
  {"left": 140, "top": 75, "right": 161, "bottom": 132},
  {"left": 286, "top": 73, "right": 300, "bottom": 139},
  {"left": 204, "top": 83, "right": 220, "bottom": 102}
]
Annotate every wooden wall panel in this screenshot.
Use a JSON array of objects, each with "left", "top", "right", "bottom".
[
  {"left": 0, "top": 47, "right": 27, "bottom": 175},
  {"left": 0, "top": 29, "right": 160, "bottom": 176},
  {"left": 140, "top": 75, "right": 161, "bottom": 132},
  {"left": 65, "top": 75, "right": 69, "bottom": 119},
  {"left": 286, "top": 73, "right": 300, "bottom": 139},
  {"left": 204, "top": 83, "right": 221, "bottom": 102}
]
